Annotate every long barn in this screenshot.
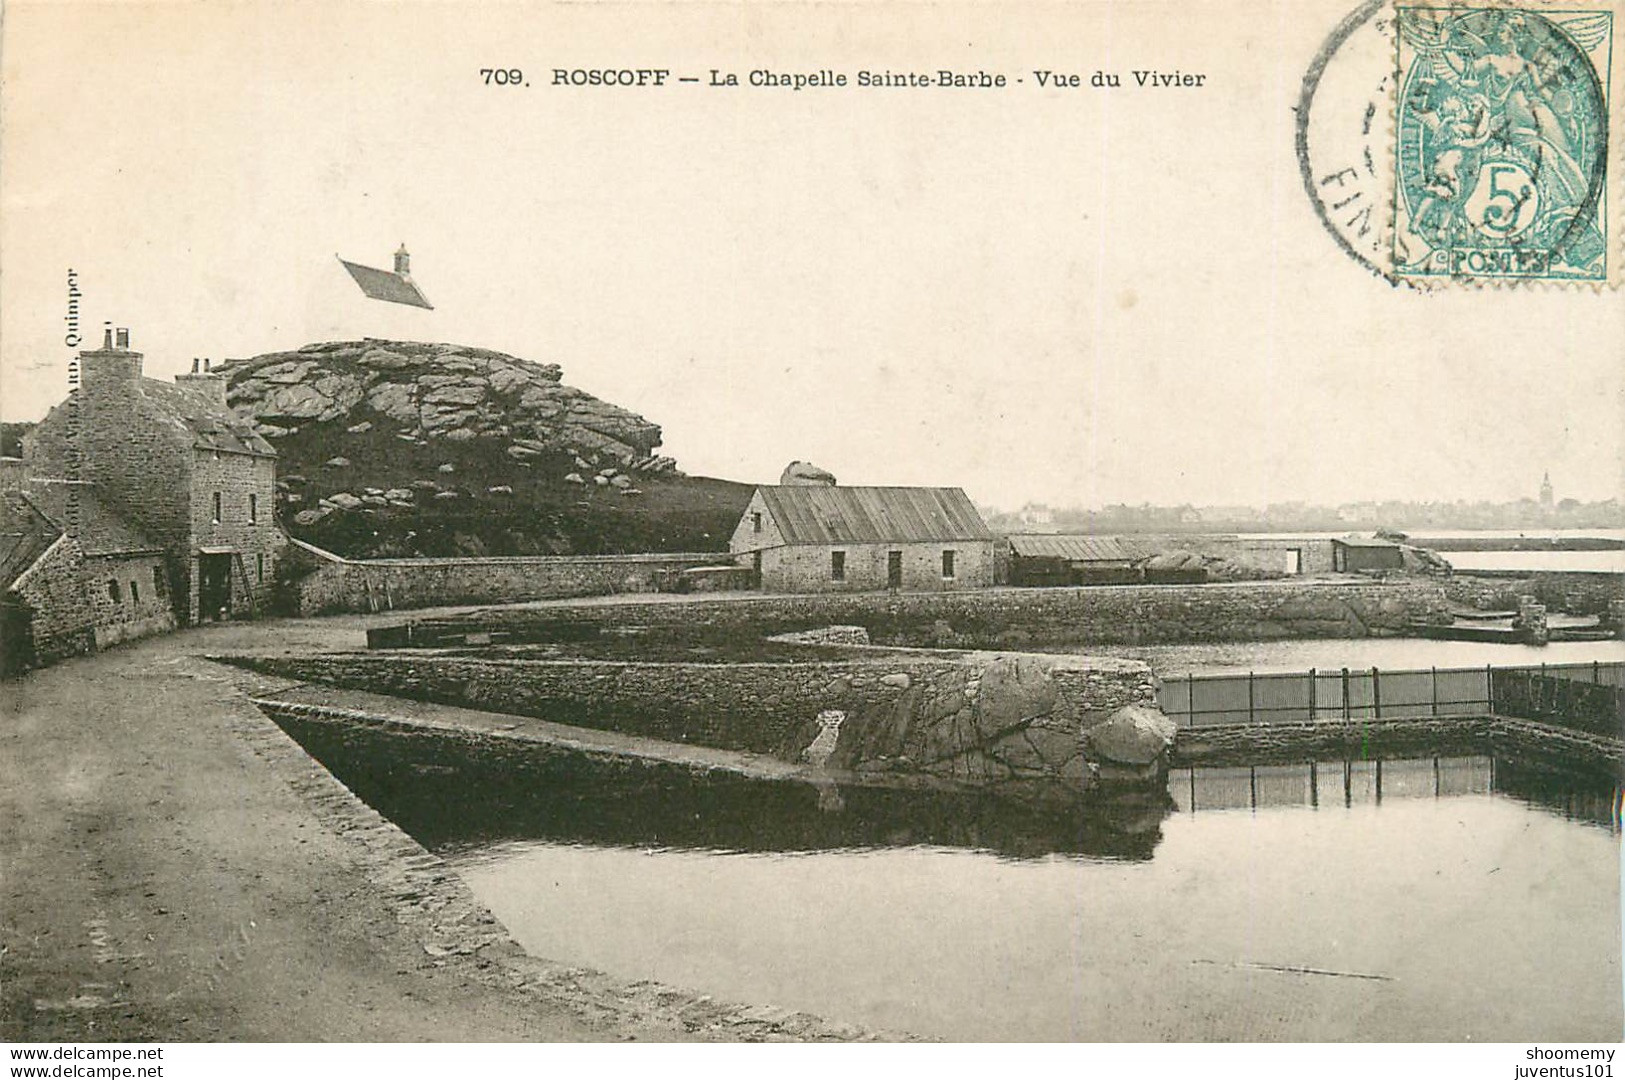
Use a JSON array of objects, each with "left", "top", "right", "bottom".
[{"left": 729, "top": 485, "right": 996, "bottom": 592}]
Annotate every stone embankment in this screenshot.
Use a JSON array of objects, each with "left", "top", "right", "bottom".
[
  {"left": 282, "top": 540, "right": 731, "bottom": 616},
  {"left": 1444, "top": 572, "right": 1623, "bottom": 617},
  {"left": 223, "top": 647, "right": 1165, "bottom": 796},
  {"left": 1174, "top": 714, "right": 1623, "bottom": 779},
  {"left": 441, "top": 579, "right": 1452, "bottom": 647}
]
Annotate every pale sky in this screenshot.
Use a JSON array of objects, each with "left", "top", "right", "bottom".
[{"left": 3, "top": 0, "right": 1621, "bottom": 510}]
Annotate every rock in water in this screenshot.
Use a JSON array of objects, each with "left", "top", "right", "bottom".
[{"left": 1083, "top": 704, "right": 1177, "bottom": 768}]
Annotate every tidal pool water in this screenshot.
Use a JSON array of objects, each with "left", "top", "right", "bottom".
[
  {"left": 440, "top": 758, "right": 1619, "bottom": 1041},
  {"left": 276, "top": 700, "right": 1622, "bottom": 1042}
]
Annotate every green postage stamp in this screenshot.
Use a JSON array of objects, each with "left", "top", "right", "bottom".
[{"left": 1393, "top": 3, "right": 1621, "bottom": 283}]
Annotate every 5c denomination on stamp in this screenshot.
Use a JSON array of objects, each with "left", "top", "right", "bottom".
[{"left": 1394, "top": 5, "right": 1616, "bottom": 283}]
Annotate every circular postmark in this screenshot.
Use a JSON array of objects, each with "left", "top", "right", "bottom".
[
  {"left": 1296, "top": 0, "right": 1402, "bottom": 283},
  {"left": 1297, "top": 0, "right": 1614, "bottom": 286}
]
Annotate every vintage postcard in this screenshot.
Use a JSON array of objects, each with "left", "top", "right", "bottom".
[{"left": 2, "top": 0, "right": 1621, "bottom": 1069}]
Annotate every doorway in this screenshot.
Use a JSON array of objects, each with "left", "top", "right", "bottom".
[
  {"left": 198, "top": 553, "right": 234, "bottom": 621},
  {"left": 887, "top": 551, "right": 903, "bottom": 589}
]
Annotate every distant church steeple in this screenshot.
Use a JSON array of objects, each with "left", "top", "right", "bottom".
[{"left": 1539, "top": 471, "right": 1554, "bottom": 508}]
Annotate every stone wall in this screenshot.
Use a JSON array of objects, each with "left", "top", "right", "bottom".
[
  {"left": 8, "top": 538, "right": 178, "bottom": 666},
  {"left": 10, "top": 536, "right": 93, "bottom": 664},
  {"left": 1444, "top": 572, "right": 1624, "bottom": 616},
  {"left": 759, "top": 540, "right": 997, "bottom": 593},
  {"left": 453, "top": 579, "right": 1452, "bottom": 648},
  {"left": 1138, "top": 536, "right": 1338, "bottom": 576},
  {"left": 83, "top": 552, "right": 179, "bottom": 648},
  {"left": 28, "top": 383, "right": 193, "bottom": 557},
  {"left": 226, "top": 649, "right": 1158, "bottom": 794},
  {"left": 189, "top": 449, "right": 285, "bottom": 621},
  {"left": 282, "top": 541, "right": 732, "bottom": 615}
]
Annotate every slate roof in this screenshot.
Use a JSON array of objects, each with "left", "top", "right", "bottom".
[
  {"left": 137, "top": 378, "right": 275, "bottom": 457},
  {"left": 23, "top": 483, "right": 164, "bottom": 557},
  {"left": 0, "top": 490, "right": 61, "bottom": 591},
  {"left": 338, "top": 256, "right": 434, "bottom": 309},
  {"left": 1005, "top": 534, "right": 1149, "bottom": 562},
  {"left": 756, "top": 486, "right": 992, "bottom": 545}
]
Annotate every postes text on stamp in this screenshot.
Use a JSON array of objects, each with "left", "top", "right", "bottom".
[{"left": 1394, "top": 5, "right": 1616, "bottom": 284}]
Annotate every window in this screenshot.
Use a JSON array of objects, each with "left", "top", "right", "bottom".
[
  {"left": 830, "top": 551, "right": 846, "bottom": 582},
  {"left": 942, "top": 550, "right": 956, "bottom": 579},
  {"left": 248, "top": 493, "right": 258, "bottom": 525},
  {"left": 211, "top": 491, "right": 222, "bottom": 524},
  {"left": 752, "top": 512, "right": 762, "bottom": 534},
  {"left": 256, "top": 553, "right": 265, "bottom": 582},
  {"left": 153, "top": 566, "right": 166, "bottom": 595},
  {"left": 107, "top": 579, "right": 121, "bottom": 603},
  {"left": 130, "top": 581, "right": 140, "bottom": 604}
]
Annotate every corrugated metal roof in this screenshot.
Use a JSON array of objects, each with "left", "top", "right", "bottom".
[
  {"left": 758, "top": 486, "right": 992, "bottom": 545},
  {"left": 1005, "top": 534, "right": 1148, "bottom": 562},
  {"left": 338, "top": 257, "right": 434, "bottom": 309}
]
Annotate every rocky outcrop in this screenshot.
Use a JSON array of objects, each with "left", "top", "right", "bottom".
[{"left": 218, "top": 340, "right": 666, "bottom": 466}]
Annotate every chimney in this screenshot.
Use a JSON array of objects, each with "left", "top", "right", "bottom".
[
  {"left": 80, "top": 321, "right": 143, "bottom": 389},
  {"left": 394, "top": 243, "right": 410, "bottom": 276},
  {"left": 175, "top": 356, "right": 228, "bottom": 405}
]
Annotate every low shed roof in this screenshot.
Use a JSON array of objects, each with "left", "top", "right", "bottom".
[
  {"left": 757, "top": 486, "right": 992, "bottom": 545},
  {"left": 1005, "top": 534, "right": 1149, "bottom": 562}
]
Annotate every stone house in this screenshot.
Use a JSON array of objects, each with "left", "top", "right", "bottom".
[
  {"left": 1, "top": 485, "right": 178, "bottom": 673},
  {"left": 729, "top": 485, "right": 996, "bottom": 592},
  {"left": 24, "top": 327, "right": 284, "bottom": 629}
]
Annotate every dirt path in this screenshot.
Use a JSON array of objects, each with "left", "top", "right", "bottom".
[{"left": 0, "top": 612, "right": 883, "bottom": 1042}]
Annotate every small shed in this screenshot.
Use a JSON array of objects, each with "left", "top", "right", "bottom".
[
  {"left": 1006, "top": 534, "right": 1151, "bottom": 586},
  {"left": 1332, "top": 536, "right": 1405, "bottom": 572}
]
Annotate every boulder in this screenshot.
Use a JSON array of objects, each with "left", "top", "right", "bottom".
[
  {"left": 346, "top": 420, "right": 373, "bottom": 434},
  {"left": 437, "top": 463, "right": 456, "bottom": 474},
  {"left": 781, "top": 460, "right": 837, "bottom": 486},
  {"left": 326, "top": 492, "right": 363, "bottom": 511},
  {"left": 323, "top": 456, "right": 351, "bottom": 468},
  {"left": 1083, "top": 704, "right": 1177, "bottom": 768}
]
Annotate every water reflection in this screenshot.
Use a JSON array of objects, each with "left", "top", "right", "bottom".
[
  {"left": 269, "top": 710, "right": 1619, "bottom": 866},
  {"left": 270, "top": 709, "right": 1180, "bottom": 860},
  {"left": 1169, "top": 756, "right": 1621, "bottom": 831}
]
